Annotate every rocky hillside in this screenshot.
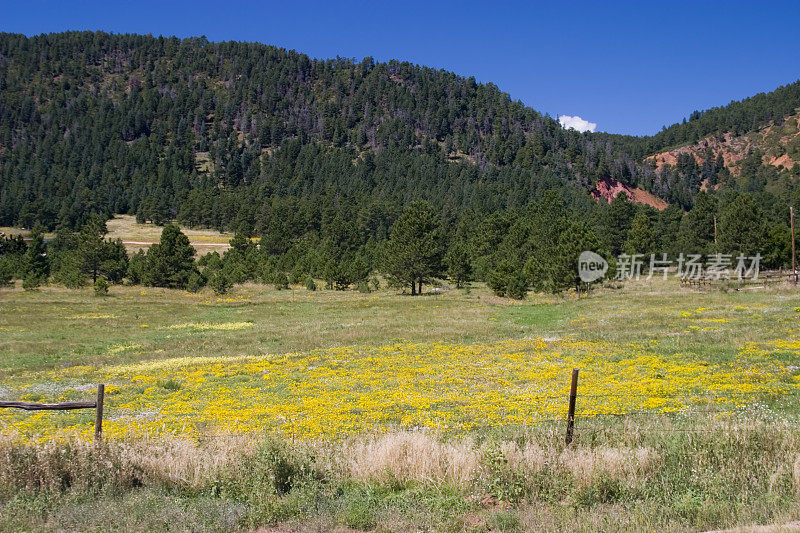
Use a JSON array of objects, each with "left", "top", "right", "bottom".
[
  {"left": 590, "top": 177, "right": 669, "bottom": 210},
  {"left": 646, "top": 111, "right": 800, "bottom": 176}
]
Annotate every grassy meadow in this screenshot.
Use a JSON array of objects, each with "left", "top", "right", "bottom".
[{"left": 2, "top": 279, "right": 800, "bottom": 531}]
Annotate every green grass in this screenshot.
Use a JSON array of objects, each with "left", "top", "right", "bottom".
[
  {"left": 3, "top": 279, "right": 800, "bottom": 531},
  {"left": 5, "top": 278, "right": 798, "bottom": 376}
]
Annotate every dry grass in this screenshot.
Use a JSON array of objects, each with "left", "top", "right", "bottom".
[
  {"left": 2, "top": 416, "right": 800, "bottom": 531},
  {"left": 0, "top": 427, "right": 674, "bottom": 498},
  {"left": 336, "top": 432, "right": 480, "bottom": 486},
  {"left": 105, "top": 215, "right": 235, "bottom": 256},
  {"left": 559, "top": 445, "right": 661, "bottom": 487}
]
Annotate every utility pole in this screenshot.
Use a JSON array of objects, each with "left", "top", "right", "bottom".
[
  {"left": 792, "top": 206, "right": 797, "bottom": 284},
  {"left": 713, "top": 216, "right": 717, "bottom": 245}
]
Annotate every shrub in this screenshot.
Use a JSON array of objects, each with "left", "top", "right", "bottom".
[
  {"left": 186, "top": 271, "right": 206, "bottom": 293},
  {"left": 272, "top": 271, "right": 289, "bottom": 290},
  {"left": 93, "top": 277, "right": 109, "bottom": 296},
  {"left": 482, "top": 444, "right": 525, "bottom": 503},
  {"left": 162, "top": 379, "right": 181, "bottom": 391},
  {"left": 22, "top": 274, "right": 41, "bottom": 291},
  {"left": 209, "top": 270, "right": 233, "bottom": 295},
  {"left": 305, "top": 276, "right": 316, "bottom": 291}
]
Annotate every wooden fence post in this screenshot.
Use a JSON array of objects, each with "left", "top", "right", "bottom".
[
  {"left": 565, "top": 369, "right": 579, "bottom": 445},
  {"left": 94, "top": 384, "right": 105, "bottom": 442}
]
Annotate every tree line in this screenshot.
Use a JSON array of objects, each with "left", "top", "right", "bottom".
[{"left": 1, "top": 186, "right": 797, "bottom": 298}]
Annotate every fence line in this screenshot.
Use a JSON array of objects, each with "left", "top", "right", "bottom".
[
  {"left": 0, "top": 376, "right": 797, "bottom": 443},
  {"left": 0, "top": 384, "right": 105, "bottom": 441}
]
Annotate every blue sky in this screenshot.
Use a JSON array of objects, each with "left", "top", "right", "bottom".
[{"left": 2, "top": 0, "right": 799, "bottom": 136}]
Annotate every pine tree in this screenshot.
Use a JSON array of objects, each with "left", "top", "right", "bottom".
[
  {"left": 624, "top": 212, "right": 656, "bottom": 255},
  {"left": 445, "top": 241, "right": 473, "bottom": 288},
  {"left": 678, "top": 191, "right": 717, "bottom": 254},
  {"left": 717, "top": 194, "right": 766, "bottom": 256},
  {"left": 142, "top": 224, "right": 198, "bottom": 289},
  {"left": 602, "top": 193, "right": 636, "bottom": 257},
  {"left": 382, "top": 201, "right": 444, "bottom": 294},
  {"left": 78, "top": 215, "right": 109, "bottom": 283},
  {"left": 24, "top": 229, "right": 49, "bottom": 286},
  {"left": 551, "top": 221, "right": 606, "bottom": 293}
]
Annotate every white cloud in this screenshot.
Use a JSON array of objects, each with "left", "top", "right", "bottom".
[{"left": 558, "top": 115, "right": 597, "bottom": 133}]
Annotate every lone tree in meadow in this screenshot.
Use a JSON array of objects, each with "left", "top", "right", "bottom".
[
  {"left": 142, "top": 224, "right": 198, "bottom": 289},
  {"left": 382, "top": 201, "right": 444, "bottom": 295}
]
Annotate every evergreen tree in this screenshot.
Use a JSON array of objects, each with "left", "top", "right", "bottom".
[
  {"left": 717, "top": 194, "right": 766, "bottom": 257},
  {"left": 23, "top": 229, "right": 49, "bottom": 286},
  {"left": 78, "top": 215, "right": 108, "bottom": 283},
  {"left": 382, "top": 201, "right": 444, "bottom": 294},
  {"left": 654, "top": 205, "right": 683, "bottom": 257},
  {"left": 142, "top": 224, "right": 198, "bottom": 289},
  {"left": 762, "top": 224, "right": 792, "bottom": 269},
  {"left": 550, "top": 221, "right": 606, "bottom": 293},
  {"left": 624, "top": 211, "right": 656, "bottom": 255},
  {"left": 602, "top": 193, "right": 636, "bottom": 256},
  {"left": 487, "top": 259, "right": 528, "bottom": 299},
  {"left": 444, "top": 241, "right": 473, "bottom": 288},
  {"left": 678, "top": 191, "right": 717, "bottom": 254}
]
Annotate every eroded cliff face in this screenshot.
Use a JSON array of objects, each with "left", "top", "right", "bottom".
[
  {"left": 646, "top": 112, "right": 800, "bottom": 176},
  {"left": 590, "top": 177, "right": 669, "bottom": 210}
]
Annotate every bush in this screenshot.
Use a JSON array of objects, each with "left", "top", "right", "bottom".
[
  {"left": 186, "top": 271, "right": 206, "bottom": 293},
  {"left": 22, "top": 274, "right": 41, "bottom": 291},
  {"left": 272, "top": 272, "right": 289, "bottom": 290},
  {"left": 482, "top": 445, "right": 525, "bottom": 503},
  {"left": 357, "top": 280, "right": 370, "bottom": 293},
  {"left": 93, "top": 277, "right": 109, "bottom": 296},
  {"left": 209, "top": 270, "right": 233, "bottom": 295},
  {"left": 305, "top": 276, "right": 316, "bottom": 291},
  {"left": 506, "top": 273, "right": 528, "bottom": 300}
]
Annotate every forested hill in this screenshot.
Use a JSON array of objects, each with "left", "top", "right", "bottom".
[
  {"left": 5, "top": 31, "right": 800, "bottom": 296},
  {"left": 591, "top": 78, "right": 800, "bottom": 209},
  {"left": 0, "top": 31, "right": 650, "bottom": 232}
]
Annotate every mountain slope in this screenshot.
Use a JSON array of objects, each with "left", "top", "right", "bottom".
[
  {"left": 0, "top": 31, "right": 653, "bottom": 232},
  {"left": 646, "top": 110, "right": 800, "bottom": 176},
  {"left": 595, "top": 80, "right": 800, "bottom": 209}
]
